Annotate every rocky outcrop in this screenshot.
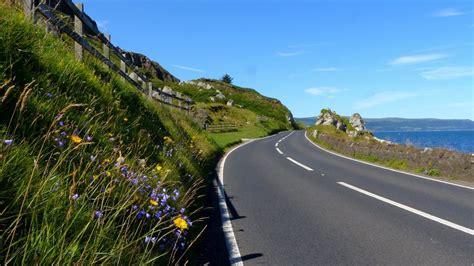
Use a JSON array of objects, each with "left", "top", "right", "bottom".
[
  {"left": 117, "top": 49, "right": 179, "bottom": 83},
  {"left": 350, "top": 113, "right": 366, "bottom": 132},
  {"left": 315, "top": 108, "right": 372, "bottom": 137}
]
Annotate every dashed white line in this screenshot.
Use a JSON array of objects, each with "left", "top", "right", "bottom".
[
  {"left": 275, "top": 142, "right": 279, "bottom": 147},
  {"left": 276, "top": 148, "right": 283, "bottom": 154},
  {"left": 338, "top": 182, "right": 474, "bottom": 236},
  {"left": 286, "top": 157, "right": 314, "bottom": 171}
]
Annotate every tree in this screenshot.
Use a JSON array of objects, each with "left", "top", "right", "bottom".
[{"left": 221, "top": 74, "right": 233, "bottom": 84}]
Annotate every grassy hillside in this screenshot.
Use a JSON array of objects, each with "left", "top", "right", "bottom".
[
  {"left": 0, "top": 3, "right": 219, "bottom": 264},
  {"left": 153, "top": 78, "right": 296, "bottom": 148}
]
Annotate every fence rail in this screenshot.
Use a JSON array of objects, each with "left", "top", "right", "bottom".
[
  {"left": 30, "top": 0, "right": 193, "bottom": 111},
  {"left": 204, "top": 124, "right": 238, "bottom": 133}
]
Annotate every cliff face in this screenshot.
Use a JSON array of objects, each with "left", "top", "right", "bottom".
[{"left": 118, "top": 49, "right": 180, "bottom": 83}]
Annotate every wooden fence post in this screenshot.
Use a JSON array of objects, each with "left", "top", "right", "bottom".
[
  {"left": 103, "top": 34, "right": 110, "bottom": 68},
  {"left": 147, "top": 82, "right": 153, "bottom": 98},
  {"left": 22, "top": 0, "right": 36, "bottom": 23},
  {"left": 120, "top": 60, "right": 126, "bottom": 81},
  {"left": 74, "top": 3, "right": 84, "bottom": 61}
]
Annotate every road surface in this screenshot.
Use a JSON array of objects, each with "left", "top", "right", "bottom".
[{"left": 222, "top": 130, "right": 474, "bottom": 265}]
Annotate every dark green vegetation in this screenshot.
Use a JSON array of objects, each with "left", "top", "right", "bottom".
[
  {"left": 0, "top": 4, "right": 219, "bottom": 264},
  {"left": 221, "top": 73, "right": 233, "bottom": 84},
  {"left": 307, "top": 125, "right": 473, "bottom": 182}
]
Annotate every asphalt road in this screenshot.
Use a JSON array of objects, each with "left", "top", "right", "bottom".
[{"left": 223, "top": 130, "right": 474, "bottom": 265}]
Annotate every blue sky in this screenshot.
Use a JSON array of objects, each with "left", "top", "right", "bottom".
[{"left": 80, "top": 0, "right": 473, "bottom": 119}]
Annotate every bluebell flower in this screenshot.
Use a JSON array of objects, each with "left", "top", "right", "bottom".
[
  {"left": 3, "top": 139, "right": 13, "bottom": 145},
  {"left": 137, "top": 210, "right": 146, "bottom": 219},
  {"left": 95, "top": 211, "right": 103, "bottom": 219},
  {"left": 58, "top": 121, "right": 64, "bottom": 127},
  {"left": 180, "top": 208, "right": 185, "bottom": 214},
  {"left": 71, "top": 193, "right": 79, "bottom": 200},
  {"left": 145, "top": 236, "right": 157, "bottom": 244},
  {"left": 46, "top": 92, "right": 53, "bottom": 98}
]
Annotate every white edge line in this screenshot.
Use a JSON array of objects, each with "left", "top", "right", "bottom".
[
  {"left": 286, "top": 157, "right": 314, "bottom": 171},
  {"left": 276, "top": 147, "right": 283, "bottom": 154},
  {"left": 338, "top": 182, "right": 474, "bottom": 235},
  {"left": 216, "top": 131, "right": 293, "bottom": 265},
  {"left": 304, "top": 131, "right": 474, "bottom": 190}
]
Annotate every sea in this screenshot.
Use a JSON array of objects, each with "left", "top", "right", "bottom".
[{"left": 373, "top": 130, "right": 474, "bottom": 154}]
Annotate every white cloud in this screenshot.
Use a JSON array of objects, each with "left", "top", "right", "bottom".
[
  {"left": 355, "top": 92, "right": 416, "bottom": 109},
  {"left": 432, "top": 8, "right": 465, "bottom": 17},
  {"left": 420, "top": 66, "right": 474, "bottom": 80},
  {"left": 312, "top": 67, "right": 344, "bottom": 72},
  {"left": 389, "top": 53, "right": 448, "bottom": 66},
  {"left": 171, "top": 64, "right": 205, "bottom": 73},
  {"left": 305, "top": 87, "right": 343, "bottom": 96},
  {"left": 276, "top": 51, "right": 304, "bottom": 57}
]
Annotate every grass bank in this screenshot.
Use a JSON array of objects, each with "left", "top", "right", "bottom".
[
  {"left": 0, "top": 3, "right": 220, "bottom": 264},
  {"left": 306, "top": 125, "right": 473, "bottom": 183}
]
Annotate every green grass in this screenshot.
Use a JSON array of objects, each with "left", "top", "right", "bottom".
[
  {"left": 0, "top": 3, "right": 218, "bottom": 264},
  {"left": 209, "top": 126, "right": 273, "bottom": 150}
]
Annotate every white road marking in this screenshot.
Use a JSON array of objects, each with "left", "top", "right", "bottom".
[
  {"left": 338, "top": 182, "right": 474, "bottom": 236},
  {"left": 286, "top": 157, "right": 314, "bottom": 171},
  {"left": 275, "top": 142, "right": 279, "bottom": 147},
  {"left": 304, "top": 131, "right": 474, "bottom": 191},
  {"left": 276, "top": 147, "right": 284, "bottom": 154}
]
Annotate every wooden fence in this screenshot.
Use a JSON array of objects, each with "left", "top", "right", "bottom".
[
  {"left": 204, "top": 124, "right": 238, "bottom": 133},
  {"left": 24, "top": 0, "right": 193, "bottom": 111}
]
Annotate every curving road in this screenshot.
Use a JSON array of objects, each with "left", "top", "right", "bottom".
[{"left": 222, "top": 130, "right": 474, "bottom": 265}]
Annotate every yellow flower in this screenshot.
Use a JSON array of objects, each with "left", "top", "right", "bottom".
[
  {"left": 93, "top": 175, "right": 99, "bottom": 181},
  {"left": 123, "top": 117, "right": 128, "bottom": 122},
  {"left": 102, "top": 159, "right": 111, "bottom": 165},
  {"left": 173, "top": 217, "right": 188, "bottom": 230},
  {"left": 106, "top": 171, "right": 112, "bottom": 177},
  {"left": 150, "top": 199, "right": 158, "bottom": 206},
  {"left": 164, "top": 136, "right": 173, "bottom": 145},
  {"left": 155, "top": 164, "right": 162, "bottom": 172},
  {"left": 70, "top": 135, "right": 82, "bottom": 144}
]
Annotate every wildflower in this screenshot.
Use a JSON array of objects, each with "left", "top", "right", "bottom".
[
  {"left": 144, "top": 236, "right": 157, "bottom": 244},
  {"left": 106, "top": 171, "right": 112, "bottom": 177},
  {"left": 60, "top": 131, "right": 67, "bottom": 137},
  {"left": 93, "top": 175, "right": 99, "bottom": 181},
  {"left": 70, "top": 135, "right": 82, "bottom": 144},
  {"left": 164, "top": 136, "right": 173, "bottom": 145},
  {"left": 71, "top": 193, "right": 79, "bottom": 200},
  {"left": 3, "top": 139, "right": 13, "bottom": 145},
  {"left": 94, "top": 211, "right": 103, "bottom": 219},
  {"left": 155, "top": 164, "right": 162, "bottom": 172},
  {"left": 137, "top": 210, "right": 146, "bottom": 219},
  {"left": 180, "top": 208, "right": 185, "bottom": 214},
  {"left": 46, "top": 92, "right": 53, "bottom": 98},
  {"left": 123, "top": 117, "right": 128, "bottom": 122},
  {"left": 150, "top": 199, "right": 159, "bottom": 206},
  {"left": 86, "top": 135, "right": 93, "bottom": 141},
  {"left": 130, "top": 178, "right": 138, "bottom": 185},
  {"left": 173, "top": 217, "right": 188, "bottom": 230},
  {"left": 58, "top": 121, "right": 64, "bottom": 127},
  {"left": 90, "top": 155, "right": 97, "bottom": 162}
]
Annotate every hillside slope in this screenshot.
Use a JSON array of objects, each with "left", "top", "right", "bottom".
[{"left": 0, "top": 3, "right": 218, "bottom": 264}]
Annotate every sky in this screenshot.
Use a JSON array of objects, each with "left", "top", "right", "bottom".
[{"left": 80, "top": 0, "right": 473, "bottom": 119}]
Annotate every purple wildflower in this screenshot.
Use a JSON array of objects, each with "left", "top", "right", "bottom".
[
  {"left": 71, "top": 193, "right": 79, "bottom": 200},
  {"left": 137, "top": 210, "right": 146, "bottom": 219},
  {"left": 3, "top": 139, "right": 13, "bottom": 145},
  {"left": 145, "top": 236, "right": 157, "bottom": 244},
  {"left": 58, "top": 121, "right": 64, "bottom": 127},
  {"left": 46, "top": 92, "right": 53, "bottom": 98},
  {"left": 94, "top": 211, "right": 103, "bottom": 219}
]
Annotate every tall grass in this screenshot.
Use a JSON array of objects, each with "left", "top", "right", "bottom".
[{"left": 0, "top": 3, "right": 217, "bottom": 264}]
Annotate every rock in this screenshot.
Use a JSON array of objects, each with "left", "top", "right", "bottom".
[
  {"left": 226, "top": 100, "right": 234, "bottom": 106},
  {"left": 162, "top": 86, "right": 173, "bottom": 94},
  {"left": 336, "top": 121, "right": 347, "bottom": 131},
  {"left": 315, "top": 109, "right": 338, "bottom": 127},
  {"left": 350, "top": 113, "right": 366, "bottom": 132},
  {"left": 209, "top": 97, "right": 215, "bottom": 102},
  {"left": 215, "top": 92, "right": 226, "bottom": 100},
  {"left": 312, "top": 130, "right": 318, "bottom": 138}
]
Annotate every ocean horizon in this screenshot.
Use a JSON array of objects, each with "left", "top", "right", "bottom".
[{"left": 373, "top": 130, "right": 474, "bottom": 154}]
